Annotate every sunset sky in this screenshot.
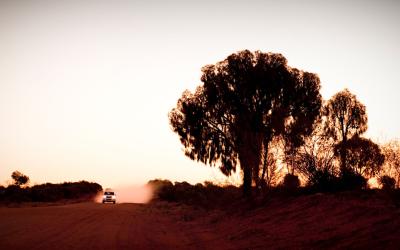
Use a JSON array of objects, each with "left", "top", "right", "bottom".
[{"left": 0, "top": 0, "right": 399, "bottom": 188}]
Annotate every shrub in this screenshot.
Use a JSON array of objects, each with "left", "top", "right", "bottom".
[
  {"left": 4, "top": 185, "right": 30, "bottom": 202},
  {"left": 338, "top": 171, "right": 367, "bottom": 191},
  {"left": 148, "top": 179, "right": 175, "bottom": 201},
  {"left": 308, "top": 169, "right": 339, "bottom": 192},
  {"left": 378, "top": 175, "right": 396, "bottom": 190},
  {"left": 282, "top": 174, "right": 300, "bottom": 191},
  {"left": 0, "top": 185, "right": 4, "bottom": 201}
]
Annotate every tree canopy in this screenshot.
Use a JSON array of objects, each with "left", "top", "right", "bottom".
[
  {"left": 169, "top": 50, "right": 322, "bottom": 195},
  {"left": 11, "top": 171, "right": 30, "bottom": 187},
  {"left": 335, "top": 135, "right": 384, "bottom": 178}
]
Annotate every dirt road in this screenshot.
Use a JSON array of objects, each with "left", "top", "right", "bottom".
[
  {"left": 0, "top": 202, "right": 231, "bottom": 250},
  {"left": 1, "top": 194, "right": 400, "bottom": 249}
]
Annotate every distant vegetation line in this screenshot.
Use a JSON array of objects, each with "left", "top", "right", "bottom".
[
  {"left": 0, "top": 178, "right": 102, "bottom": 203},
  {"left": 148, "top": 179, "right": 400, "bottom": 209}
]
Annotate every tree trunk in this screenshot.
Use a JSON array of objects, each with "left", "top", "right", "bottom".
[
  {"left": 259, "top": 141, "right": 269, "bottom": 195},
  {"left": 243, "top": 164, "right": 252, "bottom": 197},
  {"left": 239, "top": 143, "right": 263, "bottom": 197},
  {"left": 236, "top": 120, "right": 263, "bottom": 197},
  {"left": 239, "top": 144, "right": 256, "bottom": 197},
  {"left": 340, "top": 139, "right": 348, "bottom": 175}
]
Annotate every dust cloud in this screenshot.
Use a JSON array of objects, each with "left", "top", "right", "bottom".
[{"left": 94, "top": 184, "right": 154, "bottom": 204}]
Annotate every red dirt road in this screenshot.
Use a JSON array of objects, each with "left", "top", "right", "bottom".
[
  {"left": 1, "top": 193, "right": 400, "bottom": 249},
  {"left": 0, "top": 202, "right": 231, "bottom": 250}
]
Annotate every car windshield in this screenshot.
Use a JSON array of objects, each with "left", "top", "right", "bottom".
[{"left": 104, "top": 192, "right": 114, "bottom": 195}]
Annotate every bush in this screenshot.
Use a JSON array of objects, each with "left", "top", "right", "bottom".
[
  {"left": 304, "top": 170, "right": 369, "bottom": 193},
  {"left": 148, "top": 179, "right": 175, "bottom": 201},
  {"left": 308, "top": 169, "right": 339, "bottom": 192},
  {"left": 282, "top": 174, "right": 300, "bottom": 191},
  {"left": 4, "top": 185, "right": 30, "bottom": 202},
  {"left": 338, "top": 171, "right": 367, "bottom": 191},
  {"left": 0, "top": 186, "right": 4, "bottom": 201},
  {"left": 379, "top": 175, "right": 396, "bottom": 190}
]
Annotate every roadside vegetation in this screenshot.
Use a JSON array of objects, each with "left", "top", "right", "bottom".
[
  {"left": 169, "top": 50, "right": 400, "bottom": 193},
  {"left": 148, "top": 178, "right": 400, "bottom": 210},
  {"left": 0, "top": 171, "right": 102, "bottom": 203},
  {"left": 148, "top": 179, "right": 241, "bottom": 209},
  {"left": 166, "top": 50, "right": 400, "bottom": 207}
]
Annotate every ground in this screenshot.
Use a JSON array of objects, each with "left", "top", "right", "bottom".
[{"left": 0, "top": 193, "right": 399, "bottom": 249}]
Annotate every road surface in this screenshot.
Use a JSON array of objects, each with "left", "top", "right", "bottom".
[
  {"left": 1, "top": 194, "right": 399, "bottom": 249},
  {"left": 0, "top": 202, "right": 230, "bottom": 250}
]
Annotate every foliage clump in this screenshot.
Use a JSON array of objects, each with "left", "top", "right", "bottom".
[
  {"left": 379, "top": 175, "right": 396, "bottom": 190},
  {"left": 11, "top": 171, "right": 30, "bottom": 187},
  {"left": 148, "top": 179, "right": 240, "bottom": 208}
]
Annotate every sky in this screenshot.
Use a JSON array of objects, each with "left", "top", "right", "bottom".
[{"left": 0, "top": 0, "right": 399, "bottom": 187}]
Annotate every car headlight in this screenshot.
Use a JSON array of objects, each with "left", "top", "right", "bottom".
[
  {"left": 112, "top": 195, "right": 116, "bottom": 199},
  {"left": 103, "top": 195, "right": 106, "bottom": 199}
]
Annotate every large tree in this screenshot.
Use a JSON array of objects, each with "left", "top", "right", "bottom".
[
  {"left": 169, "top": 50, "right": 322, "bottom": 196},
  {"left": 323, "top": 89, "right": 368, "bottom": 174}
]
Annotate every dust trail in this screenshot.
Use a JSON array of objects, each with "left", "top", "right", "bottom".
[{"left": 94, "top": 184, "right": 154, "bottom": 204}]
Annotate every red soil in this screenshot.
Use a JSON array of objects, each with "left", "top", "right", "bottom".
[{"left": 0, "top": 192, "right": 399, "bottom": 249}]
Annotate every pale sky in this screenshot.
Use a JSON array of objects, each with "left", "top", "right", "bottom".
[{"left": 0, "top": 0, "right": 399, "bottom": 187}]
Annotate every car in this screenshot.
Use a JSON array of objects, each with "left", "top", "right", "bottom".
[{"left": 102, "top": 190, "right": 116, "bottom": 204}]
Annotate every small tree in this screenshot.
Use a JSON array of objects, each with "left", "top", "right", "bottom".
[
  {"left": 11, "top": 171, "right": 30, "bottom": 187},
  {"left": 381, "top": 140, "right": 400, "bottom": 188},
  {"left": 324, "top": 89, "right": 368, "bottom": 175},
  {"left": 293, "top": 121, "right": 338, "bottom": 190},
  {"left": 335, "top": 136, "right": 385, "bottom": 178}
]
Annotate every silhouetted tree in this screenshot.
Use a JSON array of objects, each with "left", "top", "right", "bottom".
[
  {"left": 169, "top": 50, "right": 322, "bottom": 196},
  {"left": 381, "top": 140, "right": 400, "bottom": 188},
  {"left": 324, "top": 89, "right": 368, "bottom": 175},
  {"left": 11, "top": 171, "right": 29, "bottom": 187},
  {"left": 335, "top": 136, "right": 384, "bottom": 178}
]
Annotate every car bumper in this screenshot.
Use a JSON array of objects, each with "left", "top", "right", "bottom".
[
  {"left": 103, "top": 199, "right": 115, "bottom": 202},
  {"left": 102, "top": 197, "right": 116, "bottom": 203}
]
